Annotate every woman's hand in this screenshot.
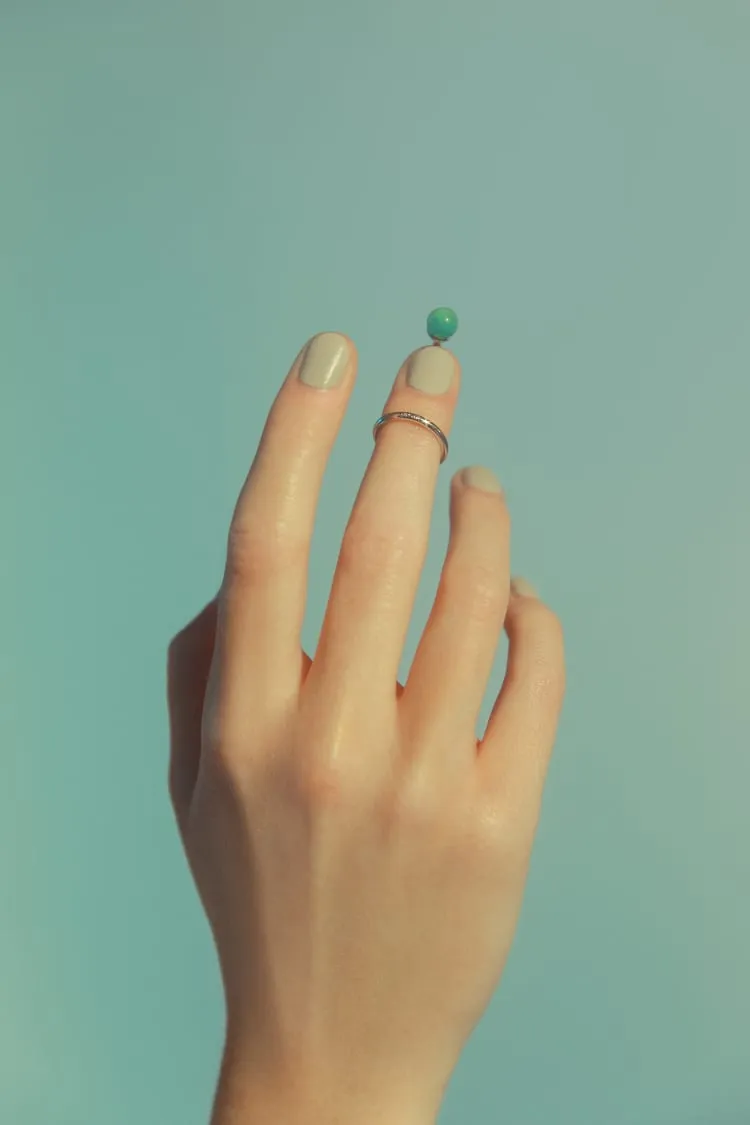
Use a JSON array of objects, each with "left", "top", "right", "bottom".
[{"left": 167, "top": 331, "right": 566, "bottom": 1125}]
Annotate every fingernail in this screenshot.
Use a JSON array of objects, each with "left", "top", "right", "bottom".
[
  {"left": 510, "top": 575, "right": 539, "bottom": 599},
  {"left": 460, "top": 465, "right": 503, "bottom": 494},
  {"left": 298, "top": 332, "right": 349, "bottom": 389},
  {"left": 405, "top": 345, "right": 455, "bottom": 394}
]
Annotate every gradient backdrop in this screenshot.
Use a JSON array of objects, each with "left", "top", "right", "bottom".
[{"left": 2, "top": 2, "right": 749, "bottom": 1123}]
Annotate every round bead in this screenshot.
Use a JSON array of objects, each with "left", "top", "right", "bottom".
[{"left": 426, "top": 307, "right": 458, "bottom": 342}]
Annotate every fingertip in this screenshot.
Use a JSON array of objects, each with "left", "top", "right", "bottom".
[
  {"left": 294, "top": 331, "right": 357, "bottom": 390},
  {"left": 402, "top": 343, "right": 460, "bottom": 397},
  {"left": 456, "top": 465, "right": 504, "bottom": 495},
  {"left": 510, "top": 575, "right": 539, "bottom": 599}
]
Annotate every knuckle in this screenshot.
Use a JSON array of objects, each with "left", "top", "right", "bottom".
[
  {"left": 204, "top": 732, "right": 241, "bottom": 778},
  {"left": 465, "top": 575, "right": 505, "bottom": 624},
  {"left": 514, "top": 603, "right": 566, "bottom": 696},
  {"left": 528, "top": 653, "right": 566, "bottom": 704},
  {"left": 465, "top": 797, "right": 505, "bottom": 850},
  {"left": 394, "top": 778, "right": 439, "bottom": 831},
  {"left": 442, "top": 563, "right": 505, "bottom": 624},
  {"left": 474, "top": 798, "right": 535, "bottom": 865},
  {"left": 203, "top": 736, "right": 259, "bottom": 808},
  {"left": 200, "top": 698, "right": 244, "bottom": 775},
  {"left": 389, "top": 765, "right": 460, "bottom": 837},
  {"left": 338, "top": 521, "right": 408, "bottom": 580},
  {"left": 225, "top": 519, "right": 306, "bottom": 584},
  {"left": 293, "top": 756, "right": 365, "bottom": 811},
  {"left": 390, "top": 793, "right": 447, "bottom": 845}
]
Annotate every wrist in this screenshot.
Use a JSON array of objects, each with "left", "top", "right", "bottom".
[{"left": 210, "top": 1039, "right": 437, "bottom": 1125}]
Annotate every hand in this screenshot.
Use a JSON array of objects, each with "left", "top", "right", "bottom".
[{"left": 167, "top": 331, "right": 566, "bottom": 1125}]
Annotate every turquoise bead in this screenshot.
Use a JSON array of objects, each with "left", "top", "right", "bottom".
[{"left": 426, "top": 306, "right": 458, "bottom": 343}]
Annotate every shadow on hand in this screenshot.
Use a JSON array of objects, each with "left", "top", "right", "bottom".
[{"left": 166, "top": 596, "right": 219, "bottom": 839}]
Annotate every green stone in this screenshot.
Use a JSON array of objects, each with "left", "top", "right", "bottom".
[{"left": 426, "top": 306, "right": 458, "bottom": 342}]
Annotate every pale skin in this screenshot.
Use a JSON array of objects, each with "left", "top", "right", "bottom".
[{"left": 166, "top": 331, "right": 566, "bottom": 1124}]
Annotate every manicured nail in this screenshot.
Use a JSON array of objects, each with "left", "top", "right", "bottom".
[
  {"left": 460, "top": 465, "right": 503, "bottom": 494},
  {"left": 406, "top": 345, "right": 455, "bottom": 394},
  {"left": 510, "top": 575, "right": 539, "bottom": 599},
  {"left": 298, "top": 332, "right": 349, "bottom": 389}
]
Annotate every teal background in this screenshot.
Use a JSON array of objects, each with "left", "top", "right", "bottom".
[{"left": 2, "top": 2, "right": 749, "bottom": 1122}]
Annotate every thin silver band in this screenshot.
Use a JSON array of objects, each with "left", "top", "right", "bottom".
[{"left": 372, "top": 411, "right": 449, "bottom": 464}]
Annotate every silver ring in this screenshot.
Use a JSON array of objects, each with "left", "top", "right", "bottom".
[{"left": 372, "top": 411, "right": 449, "bottom": 464}]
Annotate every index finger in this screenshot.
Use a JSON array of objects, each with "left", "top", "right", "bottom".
[{"left": 213, "top": 332, "right": 358, "bottom": 724}]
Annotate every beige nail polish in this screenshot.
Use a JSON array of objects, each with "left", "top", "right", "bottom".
[
  {"left": 510, "top": 575, "right": 539, "bottom": 599},
  {"left": 405, "top": 345, "right": 455, "bottom": 394},
  {"left": 460, "top": 465, "right": 503, "bottom": 494},
  {"left": 298, "top": 332, "right": 349, "bottom": 389}
]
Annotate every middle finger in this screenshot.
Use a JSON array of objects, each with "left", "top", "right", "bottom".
[{"left": 310, "top": 341, "right": 461, "bottom": 696}]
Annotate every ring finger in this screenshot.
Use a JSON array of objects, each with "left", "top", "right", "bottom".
[{"left": 402, "top": 466, "right": 510, "bottom": 764}]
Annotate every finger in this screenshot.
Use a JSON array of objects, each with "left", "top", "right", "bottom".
[
  {"left": 402, "top": 466, "right": 510, "bottom": 762},
  {"left": 308, "top": 342, "right": 461, "bottom": 699},
  {"left": 213, "top": 333, "right": 357, "bottom": 726},
  {"left": 477, "top": 578, "right": 566, "bottom": 839},
  {"left": 167, "top": 597, "right": 218, "bottom": 832}
]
